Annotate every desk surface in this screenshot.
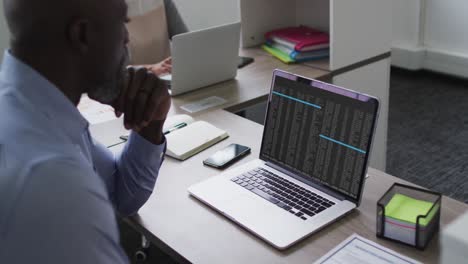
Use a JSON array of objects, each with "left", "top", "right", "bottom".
[
  {"left": 118, "top": 110, "right": 467, "bottom": 264},
  {"left": 169, "top": 48, "right": 330, "bottom": 115},
  {"left": 91, "top": 48, "right": 329, "bottom": 146},
  {"left": 98, "top": 48, "right": 468, "bottom": 264}
]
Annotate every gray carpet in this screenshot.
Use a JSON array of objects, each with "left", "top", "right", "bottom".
[{"left": 387, "top": 68, "right": 468, "bottom": 203}]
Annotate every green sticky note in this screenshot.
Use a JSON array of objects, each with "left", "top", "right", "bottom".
[{"left": 385, "top": 193, "right": 438, "bottom": 226}]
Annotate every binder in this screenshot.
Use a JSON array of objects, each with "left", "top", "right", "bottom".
[
  {"left": 265, "top": 26, "right": 329, "bottom": 52},
  {"left": 262, "top": 44, "right": 329, "bottom": 63}
]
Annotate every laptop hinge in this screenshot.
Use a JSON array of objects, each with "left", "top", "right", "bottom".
[{"left": 265, "top": 162, "right": 348, "bottom": 202}]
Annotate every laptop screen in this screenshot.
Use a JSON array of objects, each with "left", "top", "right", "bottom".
[{"left": 260, "top": 71, "right": 379, "bottom": 203}]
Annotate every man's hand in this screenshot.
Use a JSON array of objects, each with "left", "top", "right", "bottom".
[
  {"left": 113, "top": 66, "right": 171, "bottom": 144},
  {"left": 142, "top": 57, "right": 172, "bottom": 76}
]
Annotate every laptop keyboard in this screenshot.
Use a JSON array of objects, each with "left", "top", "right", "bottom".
[{"left": 231, "top": 168, "right": 335, "bottom": 221}]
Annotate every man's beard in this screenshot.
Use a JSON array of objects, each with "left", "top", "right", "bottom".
[{"left": 88, "top": 47, "right": 130, "bottom": 105}]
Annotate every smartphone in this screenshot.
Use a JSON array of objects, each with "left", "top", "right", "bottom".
[{"left": 203, "top": 144, "right": 251, "bottom": 169}]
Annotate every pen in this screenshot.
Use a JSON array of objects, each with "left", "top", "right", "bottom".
[
  {"left": 119, "top": 122, "right": 187, "bottom": 140},
  {"left": 163, "top": 122, "right": 187, "bottom": 135}
]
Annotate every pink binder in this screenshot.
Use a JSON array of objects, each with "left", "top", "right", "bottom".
[{"left": 265, "top": 26, "right": 329, "bottom": 51}]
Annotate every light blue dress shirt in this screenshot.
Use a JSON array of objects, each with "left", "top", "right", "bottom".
[{"left": 0, "top": 51, "right": 166, "bottom": 263}]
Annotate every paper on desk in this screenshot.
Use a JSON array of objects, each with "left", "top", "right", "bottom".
[
  {"left": 314, "top": 234, "right": 421, "bottom": 264},
  {"left": 180, "top": 96, "right": 226, "bottom": 113},
  {"left": 78, "top": 95, "right": 118, "bottom": 125}
]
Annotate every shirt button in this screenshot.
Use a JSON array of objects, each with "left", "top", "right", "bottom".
[{"left": 75, "top": 145, "right": 82, "bottom": 153}]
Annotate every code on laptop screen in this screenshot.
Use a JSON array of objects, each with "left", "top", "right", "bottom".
[{"left": 260, "top": 75, "right": 378, "bottom": 200}]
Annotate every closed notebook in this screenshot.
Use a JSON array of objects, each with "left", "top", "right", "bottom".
[
  {"left": 262, "top": 44, "right": 329, "bottom": 64},
  {"left": 293, "top": 49, "right": 329, "bottom": 61},
  {"left": 265, "top": 26, "right": 329, "bottom": 51},
  {"left": 266, "top": 40, "right": 329, "bottom": 54},
  {"left": 164, "top": 115, "right": 229, "bottom": 160},
  {"left": 262, "top": 44, "right": 294, "bottom": 64},
  {"left": 265, "top": 42, "right": 329, "bottom": 60}
]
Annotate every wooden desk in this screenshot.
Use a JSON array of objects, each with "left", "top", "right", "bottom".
[
  {"left": 94, "top": 48, "right": 467, "bottom": 264},
  {"left": 168, "top": 48, "right": 330, "bottom": 115},
  {"left": 90, "top": 48, "right": 328, "bottom": 146},
  {"left": 115, "top": 109, "right": 467, "bottom": 264}
]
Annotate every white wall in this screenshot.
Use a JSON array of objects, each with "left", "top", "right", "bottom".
[
  {"left": 392, "top": 0, "right": 468, "bottom": 78},
  {"left": 422, "top": 0, "right": 468, "bottom": 77},
  {"left": 127, "top": 0, "right": 164, "bottom": 17},
  {"left": 424, "top": 0, "right": 468, "bottom": 55},
  {"left": 167, "top": 0, "right": 240, "bottom": 31},
  {"left": 295, "top": 0, "right": 329, "bottom": 32},
  {"left": 391, "top": 0, "right": 425, "bottom": 70},
  {"left": 240, "top": 0, "right": 297, "bottom": 47},
  {"left": 392, "top": 0, "right": 421, "bottom": 48},
  {"left": 0, "top": 1, "right": 9, "bottom": 62}
]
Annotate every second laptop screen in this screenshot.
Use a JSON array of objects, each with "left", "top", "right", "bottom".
[{"left": 260, "top": 76, "right": 378, "bottom": 200}]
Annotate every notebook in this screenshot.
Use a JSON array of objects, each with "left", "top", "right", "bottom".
[
  {"left": 266, "top": 41, "right": 329, "bottom": 59},
  {"left": 265, "top": 26, "right": 329, "bottom": 51},
  {"left": 262, "top": 45, "right": 294, "bottom": 64},
  {"left": 268, "top": 39, "right": 329, "bottom": 53},
  {"left": 262, "top": 44, "right": 329, "bottom": 64},
  {"left": 164, "top": 115, "right": 229, "bottom": 160}
]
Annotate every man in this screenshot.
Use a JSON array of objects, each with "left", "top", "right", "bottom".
[{"left": 0, "top": 0, "right": 170, "bottom": 262}]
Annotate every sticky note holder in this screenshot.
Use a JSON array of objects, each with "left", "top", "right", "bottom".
[{"left": 376, "top": 183, "right": 442, "bottom": 250}]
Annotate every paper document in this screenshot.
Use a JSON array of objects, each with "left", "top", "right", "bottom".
[
  {"left": 180, "top": 96, "right": 226, "bottom": 113},
  {"left": 78, "top": 95, "right": 117, "bottom": 125},
  {"left": 314, "top": 234, "right": 421, "bottom": 264}
]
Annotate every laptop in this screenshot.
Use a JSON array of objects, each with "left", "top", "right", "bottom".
[
  {"left": 188, "top": 69, "right": 380, "bottom": 249},
  {"left": 161, "top": 22, "right": 241, "bottom": 96}
]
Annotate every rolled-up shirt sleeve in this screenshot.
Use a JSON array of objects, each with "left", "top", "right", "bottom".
[{"left": 113, "top": 131, "right": 166, "bottom": 216}]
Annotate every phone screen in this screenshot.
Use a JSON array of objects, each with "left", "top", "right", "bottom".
[{"left": 204, "top": 144, "right": 250, "bottom": 168}]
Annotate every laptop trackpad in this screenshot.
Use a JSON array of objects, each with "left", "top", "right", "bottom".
[
  {"left": 225, "top": 193, "right": 288, "bottom": 223},
  {"left": 223, "top": 192, "right": 304, "bottom": 248}
]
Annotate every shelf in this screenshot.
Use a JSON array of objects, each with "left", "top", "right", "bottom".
[
  {"left": 241, "top": 46, "right": 331, "bottom": 72},
  {"left": 240, "top": 0, "right": 391, "bottom": 71}
]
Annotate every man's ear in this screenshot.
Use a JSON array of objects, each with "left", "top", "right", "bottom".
[{"left": 67, "top": 19, "right": 90, "bottom": 54}]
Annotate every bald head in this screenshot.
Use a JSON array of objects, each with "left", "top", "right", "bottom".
[
  {"left": 3, "top": 0, "right": 130, "bottom": 105},
  {"left": 4, "top": 0, "right": 102, "bottom": 49}
]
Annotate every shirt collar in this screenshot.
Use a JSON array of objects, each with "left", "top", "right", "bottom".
[{"left": 0, "top": 50, "right": 90, "bottom": 141}]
